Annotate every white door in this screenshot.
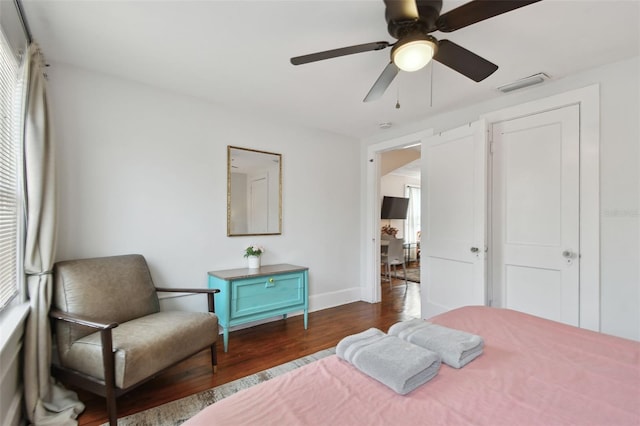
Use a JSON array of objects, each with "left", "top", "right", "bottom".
[
  {"left": 491, "top": 105, "right": 580, "bottom": 326},
  {"left": 421, "top": 121, "right": 487, "bottom": 318},
  {"left": 248, "top": 174, "right": 268, "bottom": 233}
]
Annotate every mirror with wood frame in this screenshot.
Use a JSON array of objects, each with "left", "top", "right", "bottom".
[{"left": 227, "top": 146, "right": 282, "bottom": 236}]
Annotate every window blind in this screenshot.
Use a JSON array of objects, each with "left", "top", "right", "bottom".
[{"left": 0, "top": 29, "right": 21, "bottom": 310}]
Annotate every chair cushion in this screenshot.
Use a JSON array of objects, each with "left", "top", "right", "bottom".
[
  {"left": 59, "top": 311, "right": 218, "bottom": 389},
  {"left": 54, "top": 255, "right": 162, "bottom": 353}
]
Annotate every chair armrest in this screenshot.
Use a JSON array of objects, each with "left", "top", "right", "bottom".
[
  {"left": 155, "top": 287, "right": 220, "bottom": 294},
  {"left": 49, "top": 308, "right": 119, "bottom": 330},
  {"left": 50, "top": 309, "right": 119, "bottom": 391},
  {"left": 154, "top": 287, "right": 220, "bottom": 313}
]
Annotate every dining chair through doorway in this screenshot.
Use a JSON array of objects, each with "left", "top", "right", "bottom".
[{"left": 381, "top": 238, "right": 408, "bottom": 290}]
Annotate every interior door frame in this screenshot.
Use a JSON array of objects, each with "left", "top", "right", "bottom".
[
  {"left": 363, "top": 129, "right": 433, "bottom": 304},
  {"left": 481, "top": 84, "right": 600, "bottom": 331}
]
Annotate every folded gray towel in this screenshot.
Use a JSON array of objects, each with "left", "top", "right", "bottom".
[
  {"left": 389, "top": 319, "right": 484, "bottom": 368},
  {"left": 336, "top": 328, "right": 441, "bottom": 395}
]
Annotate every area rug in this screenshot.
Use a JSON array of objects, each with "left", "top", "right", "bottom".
[
  {"left": 106, "top": 348, "right": 336, "bottom": 426},
  {"left": 383, "top": 267, "right": 420, "bottom": 283}
]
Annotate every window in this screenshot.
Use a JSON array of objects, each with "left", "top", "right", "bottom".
[{"left": 0, "top": 28, "right": 23, "bottom": 310}]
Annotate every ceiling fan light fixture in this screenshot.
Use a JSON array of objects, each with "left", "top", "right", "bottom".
[{"left": 391, "top": 35, "right": 437, "bottom": 72}]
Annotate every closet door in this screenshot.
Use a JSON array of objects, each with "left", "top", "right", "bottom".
[
  {"left": 491, "top": 105, "right": 580, "bottom": 326},
  {"left": 421, "top": 121, "right": 488, "bottom": 318}
]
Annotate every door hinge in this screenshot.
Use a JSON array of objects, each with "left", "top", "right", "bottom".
[{"left": 489, "top": 141, "right": 494, "bottom": 154}]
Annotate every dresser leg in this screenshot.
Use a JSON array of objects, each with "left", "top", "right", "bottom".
[{"left": 223, "top": 328, "right": 229, "bottom": 352}]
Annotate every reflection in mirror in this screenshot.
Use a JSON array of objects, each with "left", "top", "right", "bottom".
[{"left": 227, "top": 146, "right": 282, "bottom": 236}]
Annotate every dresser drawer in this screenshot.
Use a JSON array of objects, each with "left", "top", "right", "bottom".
[
  {"left": 208, "top": 264, "right": 309, "bottom": 352},
  {"left": 231, "top": 273, "right": 304, "bottom": 319}
]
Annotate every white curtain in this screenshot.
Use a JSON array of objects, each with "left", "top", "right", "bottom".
[
  {"left": 22, "top": 44, "right": 85, "bottom": 426},
  {"left": 404, "top": 185, "right": 421, "bottom": 244}
]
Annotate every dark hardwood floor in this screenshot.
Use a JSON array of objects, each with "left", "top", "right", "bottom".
[{"left": 76, "top": 274, "right": 420, "bottom": 426}]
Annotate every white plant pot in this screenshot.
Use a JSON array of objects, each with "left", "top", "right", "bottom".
[{"left": 247, "top": 255, "right": 261, "bottom": 269}]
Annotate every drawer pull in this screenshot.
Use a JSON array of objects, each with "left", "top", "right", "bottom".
[{"left": 265, "top": 277, "right": 275, "bottom": 288}]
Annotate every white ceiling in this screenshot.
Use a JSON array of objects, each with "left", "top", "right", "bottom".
[
  {"left": 390, "top": 158, "right": 421, "bottom": 179},
  {"left": 21, "top": 0, "right": 640, "bottom": 140}
]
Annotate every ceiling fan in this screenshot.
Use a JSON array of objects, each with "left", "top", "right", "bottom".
[{"left": 290, "top": 0, "right": 542, "bottom": 102}]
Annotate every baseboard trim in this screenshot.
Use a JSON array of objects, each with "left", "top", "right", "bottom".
[{"left": 308, "top": 287, "right": 361, "bottom": 312}]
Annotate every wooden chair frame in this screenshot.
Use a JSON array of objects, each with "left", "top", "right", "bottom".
[{"left": 50, "top": 287, "right": 220, "bottom": 426}]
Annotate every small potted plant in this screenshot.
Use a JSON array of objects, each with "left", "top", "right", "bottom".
[
  {"left": 244, "top": 245, "right": 265, "bottom": 269},
  {"left": 381, "top": 224, "right": 398, "bottom": 238}
]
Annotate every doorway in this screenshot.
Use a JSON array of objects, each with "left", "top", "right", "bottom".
[
  {"left": 379, "top": 147, "right": 422, "bottom": 316},
  {"left": 364, "top": 130, "right": 433, "bottom": 305}
]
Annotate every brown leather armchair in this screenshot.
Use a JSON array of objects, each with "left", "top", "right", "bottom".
[{"left": 50, "top": 254, "right": 219, "bottom": 426}]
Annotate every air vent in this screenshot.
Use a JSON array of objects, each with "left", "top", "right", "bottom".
[{"left": 496, "top": 73, "right": 550, "bottom": 93}]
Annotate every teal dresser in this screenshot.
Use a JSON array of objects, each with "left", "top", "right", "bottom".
[{"left": 208, "top": 264, "right": 309, "bottom": 352}]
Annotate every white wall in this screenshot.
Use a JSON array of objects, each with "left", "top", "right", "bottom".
[
  {"left": 48, "top": 64, "right": 362, "bottom": 313},
  {"left": 381, "top": 174, "right": 420, "bottom": 198},
  {"left": 229, "top": 173, "right": 248, "bottom": 234},
  {"left": 365, "top": 56, "right": 640, "bottom": 341}
]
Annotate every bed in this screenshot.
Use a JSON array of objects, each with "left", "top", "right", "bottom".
[{"left": 184, "top": 306, "right": 640, "bottom": 425}]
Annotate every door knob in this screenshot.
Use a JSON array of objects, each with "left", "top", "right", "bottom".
[
  {"left": 470, "top": 247, "right": 479, "bottom": 253},
  {"left": 562, "top": 249, "right": 576, "bottom": 265}
]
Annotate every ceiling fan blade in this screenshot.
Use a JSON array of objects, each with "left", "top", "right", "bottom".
[
  {"left": 363, "top": 62, "right": 399, "bottom": 102},
  {"left": 433, "top": 39, "right": 498, "bottom": 82},
  {"left": 384, "top": 0, "right": 419, "bottom": 22},
  {"left": 291, "top": 41, "right": 391, "bottom": 65},
  {"left": 436, "top": 0, "right": 542, "bottom": 33}
]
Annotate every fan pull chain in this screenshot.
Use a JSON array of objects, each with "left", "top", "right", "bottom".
[{"left": 396, "top": 84, "right": 401, "bottom": 109}]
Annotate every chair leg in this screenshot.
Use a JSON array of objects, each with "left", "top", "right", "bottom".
[
  {"left": 100, "top": 329, "right": 118, "bottom": 426},
  {"left": 401, "top": 263, "right": 408, "bottom": 289},
  {"left": 106, "top": 390, "right": 117, "bottom": 426},
  {"left": 101, "top": 365, "right": 117, "bottom": 426},
  {"left": 211, "top": 342, "right": 218, "bottom": 373}
]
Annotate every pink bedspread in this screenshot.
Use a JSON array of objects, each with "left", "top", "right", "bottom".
[{"left": 184, "top": 306, "right": 640, "bottom": 425}]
